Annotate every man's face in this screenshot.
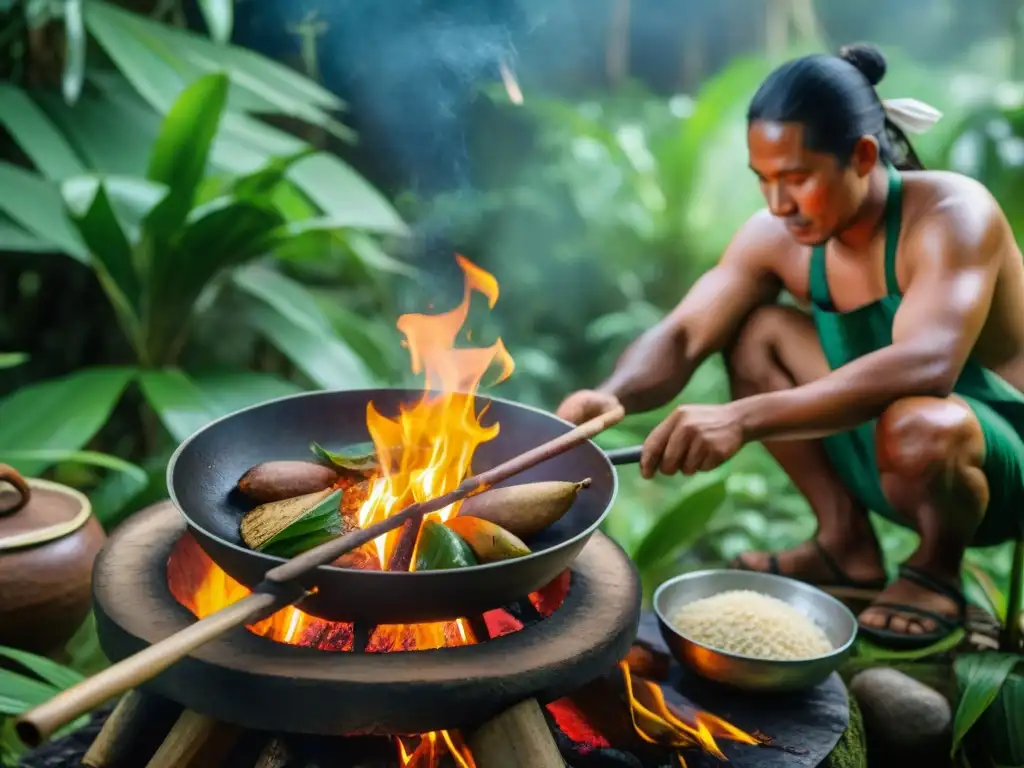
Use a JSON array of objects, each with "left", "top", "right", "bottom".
[{"left": 747, "top": 120, "right": 873, "bottom": 246}]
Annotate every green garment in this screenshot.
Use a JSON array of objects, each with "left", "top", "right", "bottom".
[{"left": 811, "top": 163, "right": 1024, "bottom": 547}]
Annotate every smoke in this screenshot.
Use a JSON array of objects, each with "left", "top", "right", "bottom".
[{"left": 309, "top": 1, "right": 532, "bottom": 196}]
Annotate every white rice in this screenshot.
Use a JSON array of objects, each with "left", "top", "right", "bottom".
[{"left": 669, "top": 589, "right": 833, "bottom": 660}]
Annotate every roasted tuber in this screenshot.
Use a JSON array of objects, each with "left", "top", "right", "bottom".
[
  {"left": 456, "top": 478, "right": 591, "bottom": 538},
  {"left": 237, "top": 461, "right": 339, "bottom": 503}
]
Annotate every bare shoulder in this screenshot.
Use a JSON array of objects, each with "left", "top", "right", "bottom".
[
  {"left": 901, "top": 170, "right": 1011, "bottom": 269},
  {"left": 721, "top": 207, "right": 801, "bottom": 271}
]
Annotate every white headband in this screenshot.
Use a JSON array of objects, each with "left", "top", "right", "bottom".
[{"left": 882, "top": 97, "right": 943, "bottom": 134}]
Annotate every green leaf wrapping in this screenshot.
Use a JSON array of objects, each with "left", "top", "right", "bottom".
[
  {"left": 259, "top": 488, "right": 347, "bottom": 558},
  {"left": 310, "top": 441, "right": 380, "bottom": 473},
  {"left": 414, "top": 520, "right": 478, "bottom": 571}
]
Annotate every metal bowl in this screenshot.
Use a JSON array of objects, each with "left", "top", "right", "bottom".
[{"left": 652, "top": 569, "right": 858, "bottom": 694}]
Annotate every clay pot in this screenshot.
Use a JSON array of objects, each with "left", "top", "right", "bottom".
[{"left": 0, "top": 464, "right": 107, "bottom": 657}]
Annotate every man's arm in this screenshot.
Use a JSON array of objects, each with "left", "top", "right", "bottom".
[
  {"left": 598, "top": 213, "right": 784, "bottom": 414},
  {"left": 736, "top": 193, "right": 1005, "bottom": 443}
]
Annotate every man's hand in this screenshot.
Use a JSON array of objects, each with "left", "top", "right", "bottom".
[
  {"left": 640, "top": 403, "right": 746, "bottom": 479},
  {"left": 556, "top": 389, "right": 622, "bottom": 425}
]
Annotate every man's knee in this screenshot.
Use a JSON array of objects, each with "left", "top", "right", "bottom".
[
  {"left": 725, "top": 305, "right": 797, "bottom": 392},
  {"left": 875, "top": 396, "right": 985, "bottom": 481}
]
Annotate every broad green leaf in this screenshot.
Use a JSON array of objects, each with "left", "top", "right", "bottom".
[
  {"left": 83, "top": 4, "right": 187, "bottom": 112},
  {"left": 62, "top": 0, "right": 86, "bottom": 105},
  {"left": 261, "top": 219, "right": 412, "bottom": 268},
  {"left": 630, "top": 470, "right": 729, "bottom": 573},
  {"left": 61, "top": 176, "right": 142, "bottom": 322},
  {"left": 246, "top": 302, "right": 375, "bottom": 390},
  {"left": 85, "top": 2, "right": 348, "bottom": 142},
  {"left": 342, "top": 230, "right": 417, "bottom": 277},
  {"left": 0, "top": 646, "right": 85, "bottom": 690},
  {"left": 98, "top": 2, "right": 343, "bottom": 110},
  {"left": 146, "top": 72, "right": 229, "bottom": 238},
  {"left": 138, "top": 369, "right": 219, "bottom": 443},
  {"left": 313, "top": 298, "right": 405, "bottom": 381},
  {"left": 32, "top": 85, "right": 160, "bottom": 176},
  {"left": 88, "top": 469, "right": 150, "bottom": 528},
  {"left": 0, "top": 352, "right": 27, "bottom": 369},
  {"left": 190, "top": 371, "right": 304, "bottom": 418},
  {"left": 977, "top": 670, "right": 1024, "bottom": 766},
  {"left": 62, "top": 612, "right": 110, "bottom": 677},
  {"left": 0, "top": 668, "right": 59, "bottom": 715},
  {"left": 0, "top": 84, "right": 85, "bottom": 179},
  {"left": 232, "top": 263, "right": 333, "bottom": 335},
  {"left": 0, "top": 214, "right": 53, "bottom": 252},
  {"left": 288, "top": 153, "right": 409, "bottom": 236},
  {"left": 186, "top": 49, "right": 355, "bottom": 142},
  {"left": 0, "top": 367, "right": 135, "bottom": 475},
  {"left": 0, "top": 162, "right": 87, "bottom": 261},
  {"left": 231, "top": 149, "right": 317, "bottom": 201},
  {"left": 197, "top": 0, "right": 233, "bottom": 44},
  {"left": 63, "top": 174, "right": 169, "bottom": 244},
  {"left": 152, "top": 199, "right": 282, "bottom": 338},
  {"left": 0, "top": 449, "right": 146, "bottom": 487},
  {"left": 952, "top": 652, "right": 1020, "bottom": 753}
]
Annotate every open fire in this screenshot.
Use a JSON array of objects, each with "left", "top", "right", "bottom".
[{"left": 166, "top": 254, "right": 759, "bottom": 767}]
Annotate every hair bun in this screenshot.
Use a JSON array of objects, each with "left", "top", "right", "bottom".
[{"left": 838, "top": 43, "right": 886, "bottom": 86}]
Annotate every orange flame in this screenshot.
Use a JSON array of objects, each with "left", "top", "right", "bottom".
[
  {"left": 619, "top": 661, "right": 759, "bottom": 765},
  {"left": 397, "top": 731, "right": 476, "bottom": 768},
  {"left": 357, "top": 254, "right": 515, "bottom": 568}
]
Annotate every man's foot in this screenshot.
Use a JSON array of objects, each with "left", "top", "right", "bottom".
[
  {"left": 731, "top": 534, "right": 888, "bottom": 593},
  {"left": 857, "top": 564, "right": 967, "bottom": 649}
]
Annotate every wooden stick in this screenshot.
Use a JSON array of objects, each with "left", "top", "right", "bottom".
[
  {"left": 468, "top": 698, "right": 563, "bottom": 768},
  {"left": 145, "top": 710, "right": 239, "bottom": 768},
  {"left": 82, "top": 691, "right": 149, "bottom": 768},
  {"left": 15, "top": 406, "right": 624, "bottom": 746}
]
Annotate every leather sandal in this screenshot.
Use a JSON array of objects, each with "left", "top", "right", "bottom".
[
  {"left": 731, "top": 538, "right": 888, "bottom": 599},
  {"left": 857, "top": 564, "right": 968, "bottom": 651}
]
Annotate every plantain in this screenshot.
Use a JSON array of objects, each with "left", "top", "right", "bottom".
[
  {"left": 456, "top": 478, "right": 592, "bottom": 539},
  {"left": 443, "top": 516, "right": 530, "bottom": 563}
]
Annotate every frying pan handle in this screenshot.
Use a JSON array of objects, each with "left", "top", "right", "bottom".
[{"left": 604, "top": 445, "right": 643, "bottom": 466}]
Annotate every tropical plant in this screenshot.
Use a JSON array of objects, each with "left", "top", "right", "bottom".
[
  {"left": 0, "top": 644, "right": 92, "bottom": 766},
  {"left": 0, "top": 70, "right": 412, "bottom": 527},
  {"left": 0, "top": 0, "right": 407, "bottom": 254}
]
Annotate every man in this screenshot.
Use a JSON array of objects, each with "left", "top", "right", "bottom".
[{"left": 556, "top": 43, "right": 1024, "bottom": 649}]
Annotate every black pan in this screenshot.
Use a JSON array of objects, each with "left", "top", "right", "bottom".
[{"left": 167, "top": 388, "right": 642, "bottom": 625}]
